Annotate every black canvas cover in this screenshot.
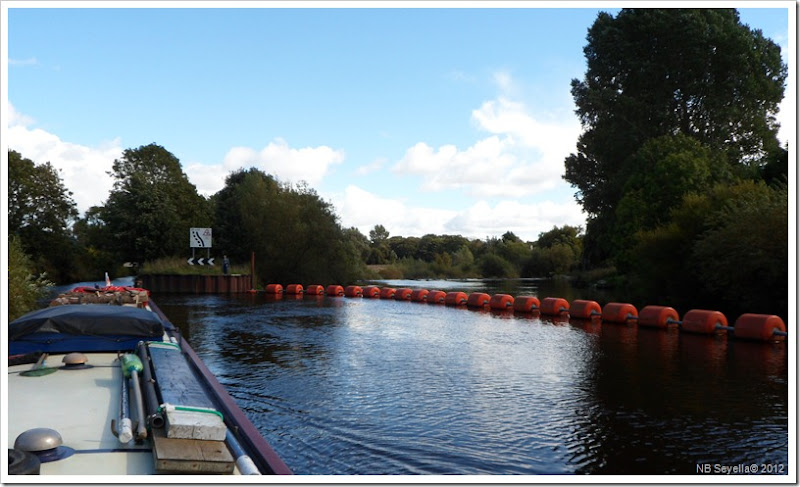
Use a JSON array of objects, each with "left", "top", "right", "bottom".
[{"left": 9, "top": 305, "right": 167, "bottom": 341}]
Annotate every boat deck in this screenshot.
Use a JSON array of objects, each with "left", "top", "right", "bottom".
[
  {"left": 8, "top": 352, "right": 159, "bottom": 475},
  {"left": 7, "top": 293, "right": 290, "bottom": 477},
  {"left": 9, "top": 349, "right": 250, "bottom": 475}
]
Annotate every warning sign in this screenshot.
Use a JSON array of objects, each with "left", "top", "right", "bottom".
[{"left": 189, "top": 228, "right": 213, "bottom": 248}]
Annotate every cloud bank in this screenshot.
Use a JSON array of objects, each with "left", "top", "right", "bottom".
[{"left": 7, "top": 103, "right": 123, "bottom": 214}]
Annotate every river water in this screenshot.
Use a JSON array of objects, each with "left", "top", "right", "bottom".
[{"left": 150, "top": 278, "right": 788, "bottom": 476}]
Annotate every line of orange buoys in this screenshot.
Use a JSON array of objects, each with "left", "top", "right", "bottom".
[{"left": 260, "top": 284, "right": 787, "bottom": 343}]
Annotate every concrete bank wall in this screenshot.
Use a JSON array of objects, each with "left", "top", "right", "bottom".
[{"left": 140, "top": 274, "right": 253, "bottom": 293}]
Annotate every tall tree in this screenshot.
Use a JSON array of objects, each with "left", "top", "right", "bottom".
[
  {"left": 95, "top": 143, "right": 211, "bottom": 264},
  {"left": 8, "top": 150, "right": 79, "bottom": 282},
  {"left": 564, "top": 8, "right": 786, "bottom": 263},
  {"left": 212, "top": 168, "right": 364, "bottom": 284}
]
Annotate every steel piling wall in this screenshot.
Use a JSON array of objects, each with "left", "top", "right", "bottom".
[{"left": 139, "top": 274, "right": 253, "bottom": 293}]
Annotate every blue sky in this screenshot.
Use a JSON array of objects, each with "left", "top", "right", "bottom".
[{"left": 3, "top": 2, "right": 794, "bottom": 242}]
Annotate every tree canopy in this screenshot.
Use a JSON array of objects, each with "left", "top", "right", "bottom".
[
  {"left": 93, "top": 143, "right": 212, "bottom": 264},
  {"left": 213, "top": 168, "right": 366, "bottom": 285},
  {"left": 565, "top": 8, "right": 787, "bottom": 264},
  {"left": 8, "top": 150, "right": 80, "bottom": 282}
]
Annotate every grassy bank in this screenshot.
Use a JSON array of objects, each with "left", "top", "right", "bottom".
[{"left": 139, "top": 257, "right": 250, "bottom": 276}]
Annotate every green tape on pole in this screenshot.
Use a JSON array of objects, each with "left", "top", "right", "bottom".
[{"left": 120, "top": 354, "right": 143, "bottom": 378}]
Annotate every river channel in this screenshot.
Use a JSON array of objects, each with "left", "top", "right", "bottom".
[{"left": 150, "top": 278, "right": 787, "bottom": 475}]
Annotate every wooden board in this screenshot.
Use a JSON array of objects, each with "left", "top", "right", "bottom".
[{"left": 152, "top": 428, "right": 234, "bottom": 474}]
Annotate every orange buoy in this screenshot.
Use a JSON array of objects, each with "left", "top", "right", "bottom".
[
  {"left": 265, "top": 284, "right": 284, "bottom": 294},
  {"left": 326, "top": 285, "right": 344, "bottom": 296},
  {"left": 467, "top": 292, "right": 491, "bottom": 308},
  {"left": 344, "top": 285, "right": 363, "bottom": 297},
  {"left": 411, "top": 289, "right": 429, "bottom": 302},
  {"left": 306, "top": 284, "right": 324, "bottom": 295},
  {"left": 426, "top": 290, "right": 446, "bottom": 304},
  {"left": 380, "top": 288, "right": 396, "bottom": 299},
  {"left": 570, "top": 300, "right": 602, "bottom": 320},
  {"left": 734, "top": 314, "right": 786, "bottom": 341},
  {"left": 513, "top": 296, "right": 540, "bottom": 313},
  {"left": 638, "top": 305, "right": 679, "bottom": 328},
  {"left": 489, "top": 294, "right": 514, "bottom": 310},
  {"left": 285, "top": 284, "right": 304, "bottom": 295},
  {"left": 540, "top": 297, "right": 569, "bottom": 315},
  {"left": 362, "top": 286, "right": 381, "bottom": 298},
  {"left": 681, "top": 309, "right": 728, "bottom": 334},
  {"left": 395, "top": 288, "right": 413, "bottom": 300},
  {"left": 445, "top": 291, "right": 468, "bottom": 306},
  {"left": 602, "top": 302, "right": 638, "bottom": 323}
]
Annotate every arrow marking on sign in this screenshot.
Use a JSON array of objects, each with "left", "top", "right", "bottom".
[
  {"left": 187, "top": 258, "right": 195, "bottom": 266},
  {"left": 208, "top": 258, "right": 215, "bottom": 265}
]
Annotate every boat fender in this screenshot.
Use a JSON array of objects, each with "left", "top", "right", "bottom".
[{"left": 8, "top": 449, "right": 40, "bottom": 475}]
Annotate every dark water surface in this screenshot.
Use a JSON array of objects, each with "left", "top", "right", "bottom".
[{"left": 154, "top": 279, "right": 789, "bottom": 475}]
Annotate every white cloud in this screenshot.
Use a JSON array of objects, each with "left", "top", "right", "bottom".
[
  {"left": 332, "top": 185, "right": 585, "bottom": 242},
  {"left": 394, "top": 136, "right": 541, "bottom": 198},
  {"left": 391, "top": 74, "right": 581, "bottom": 201},
  {"left": 493, "top": 70, "right": 514, "bottom": 93},
  {"left": 9, "top": 57, "right": 38, "bottom": 66},
  {"left": 9, "top": 103, "right": 35, "bottom": 126},
  {"left": 471, "top": 96, "right": 581, "bottom": 166},
  {"left": 183, "top": 162, "right": 228, "bottom": 197},
  {"left": 6, "top": 105, "right": 347, "bottom": 211},
  {"left": 443, "top": 199, "right": 586, "bottom": 241},
  {"left": 221, "top": 138, "right": 345, "bottom": 187},
  {"left": 355, "top": 157, "right": 387, "bottom": 176},
  {"left": 6, "top": 103, "right": 122, "bottom": 214},
  {"left": 331, "top": 185, "right": 455, "bottom": 238}
]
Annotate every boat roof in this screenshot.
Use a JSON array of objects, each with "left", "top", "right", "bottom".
[
  {"left": 8, "top": 351, "right": 158, "bottom": 475},
  {"left": 7, "top": 300, "right": 291, "bottom": 477}
]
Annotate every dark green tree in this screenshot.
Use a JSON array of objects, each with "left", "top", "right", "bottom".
[
  {"left": 213, "top": 168, "right": 279, "bottom": 263},
  {"left": 95, "top": 144, "right": 212, "bottom": 264},
  {"left": 388, "top": 236, "right": 419, "bottom": 260},
  {"left": 523, "top": 225, "right": 583, "bottom": 277},
  {"left": 692, "top": 180, "right": 787, "bottom": 317},
  {"left": 8, "top": 150, "right": 79, "bottom": 282},
  {"left": 565, "top": 8, "right": 787, "bottom": 264},
  {"left": 628, "top": 179, "right": 787, "bottom": 318},
  {"left": 369, "top": 224, "right": 390, "bottom": 244},
  {"left": 477, "top": 252, "right": 517, "bottom": 279},
  {"left": 612, "top": 134, "right": 730, "bottom": 270},
  {"left": 212, "top": 168, "right": 364, "bottom": 284},
  {"left": 367, "top": 224, "right": 392, "bottom": 264}
]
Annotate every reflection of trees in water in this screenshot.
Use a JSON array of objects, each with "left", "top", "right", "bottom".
[{"left": 568, "top": 325, "right": 788, "bottom": 474}]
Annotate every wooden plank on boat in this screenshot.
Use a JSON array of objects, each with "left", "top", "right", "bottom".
[{"left": 152, "top": 428, "right": 234, "bottom": 474}]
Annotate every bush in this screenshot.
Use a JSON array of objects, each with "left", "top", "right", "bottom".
[
  {"left": 627, "top": 179, "right": 788, "bottom": 318},
  {"left": 477, "top": 253, "right": 517, "bottom": 278},
  {"left": 8, "top": 235, "right": 53, "bottom": 321},
  {"left": 692, "top": 181, "right": 787, "bottom": 317}
]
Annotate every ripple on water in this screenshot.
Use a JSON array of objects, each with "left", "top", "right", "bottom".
[{"left": 158, "top": 293, "right": 788, "bottom": 475}]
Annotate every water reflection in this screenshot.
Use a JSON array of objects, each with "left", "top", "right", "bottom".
[{"left": 153, "top": 281, "right": 788, "bottom": 475}]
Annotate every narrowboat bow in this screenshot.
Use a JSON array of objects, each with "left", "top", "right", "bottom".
[{"left": 7, "top": 285, "right": 292, "bottom": 476}]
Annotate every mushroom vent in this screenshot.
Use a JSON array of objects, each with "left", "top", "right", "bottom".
[
  {"left": 60, "top": 352, "right": 91, "bottom": 369},
  {"left": 14, "top": 428, "right": 75, "bottom": 462}
]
